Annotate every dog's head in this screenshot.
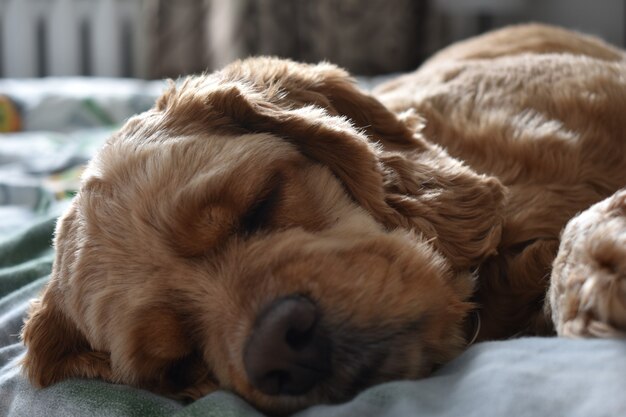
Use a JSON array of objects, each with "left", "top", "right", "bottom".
[{"left": 22, "top": 58, "right": 504, "bottom": 413}]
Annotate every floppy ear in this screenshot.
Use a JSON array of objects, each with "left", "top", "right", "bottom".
[
  {"left": 219, "top": 58, "right": 422, "bottom": 152},
  {"left": 21, "top": 204, "right": 113, "bottom": 387},
  {"left": 380, "top": 147, "right": 505, "bottom": 268},
  {"left": 281, "top": 63, "right": 506, "bottom": 266},
  {"left": 21, "top": 294, "right": 113, "bottom": 387},
  {"left": 277, "top": 63, "right": 421, "bottom": 152},
  {"left": 205, "top": 83, "right": 403, "bottom": 228},
  {"left": 205, "top": 82, "right": 504, "bottom": 268},
  {"left": 22, "top": 198, "right": 216, "bottom": 399}
]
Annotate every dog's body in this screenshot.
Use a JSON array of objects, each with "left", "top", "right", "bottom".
[
  {"left": 375, "top": 23, "right": 626, "bottom": 340},
  {"left": 21, "top": 24, "right": 626, "bottom": 413}
]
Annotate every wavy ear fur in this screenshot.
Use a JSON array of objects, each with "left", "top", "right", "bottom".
[
  {"left": 204, "top": 84, "right": 402, "bottom": 228},
  {"left": 216, "top": 57, "right": 422, "bottom": 152},
  {"left": 380, "top": 147, "right": 505, "bottom": 268},
  {"left": 158, "top": 58, "right": 506, "bottom": 268},
  {"left": 21, "top": 295, "right": 113, "bottom": 387},
  {"left": 21, "top": 204, "right": 113, "bottom": 387},
  {"left": 21, "top": 200, "right": 215, "bottom": 399}
]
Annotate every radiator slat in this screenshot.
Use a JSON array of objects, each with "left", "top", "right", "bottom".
[
  {"left": 48, "top": 0, "right": 80, "bottom": 76},
  {"left": 93, "top": 0, "right": 121, "bottom": 77},
  {"left": 1, "top": 0, "right": 146, "bottom": 78},
  {"left": 3, "top": 0, "right": 40, "bottom": 77}
]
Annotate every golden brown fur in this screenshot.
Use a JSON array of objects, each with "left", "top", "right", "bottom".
[
  {"left": 21, "top": 24, "right": 626, "bottom": 413},
  {"left": 375, "top": 23, "right": 626, "bottom": 339}
]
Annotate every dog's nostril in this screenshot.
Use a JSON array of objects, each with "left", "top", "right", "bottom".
[
  {"left": 244, "top": 295, "right": 331, "bottom": 396},
  {"left": 285, "top": 326, "right": 314, "bottom": 350}
]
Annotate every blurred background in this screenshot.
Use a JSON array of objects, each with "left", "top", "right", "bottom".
[
  {"left": 0, "top": 0, "right": 624, "bottom": 79},
  {"left": 0, "top": 0, "right": 624, "bottom": 232}
]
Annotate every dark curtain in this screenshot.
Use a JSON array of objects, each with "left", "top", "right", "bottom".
[{"left": 146, "top": 0, "right": 429, "bottom": 78}]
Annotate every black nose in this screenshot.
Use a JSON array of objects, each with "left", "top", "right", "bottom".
[{"left": 244, "top": 295, "right": 331, "bottom": 396}]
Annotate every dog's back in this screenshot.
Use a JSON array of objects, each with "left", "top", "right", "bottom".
[{"left": 375, "top": 24, "right": 626, "bottom": 339}]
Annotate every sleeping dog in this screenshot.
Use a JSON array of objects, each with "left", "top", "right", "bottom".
[{"left": 21, "top": 24, "right": 626, "bottom": 414}]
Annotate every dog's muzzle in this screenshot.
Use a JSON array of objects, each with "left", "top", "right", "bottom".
[{"left": 244, "top": 295, "right": 332, "bottom": 396}]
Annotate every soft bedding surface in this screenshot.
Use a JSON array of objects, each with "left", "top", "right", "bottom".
[{"left": 0, "top": 78, "right": 625, "bottom": 417}]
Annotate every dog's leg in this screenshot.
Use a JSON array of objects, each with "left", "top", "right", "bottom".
[{"left": 547, "top": 189, "right": 626, "bottom": 337}]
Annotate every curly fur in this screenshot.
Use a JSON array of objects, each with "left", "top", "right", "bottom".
[{"left": 21, "top": 24, "right": 626, "bottom": 414}]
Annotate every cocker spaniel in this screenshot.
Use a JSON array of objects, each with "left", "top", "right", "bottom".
[{"left": 21, "top": 24, "right": 626, "bottom": 414}]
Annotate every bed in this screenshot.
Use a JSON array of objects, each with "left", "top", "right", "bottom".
[{"left": 1, "top": 78, "right": 625, "bottom": 417}]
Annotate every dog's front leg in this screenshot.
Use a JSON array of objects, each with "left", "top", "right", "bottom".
[{"left": 547, "top": 189, "right": 626, "bottom": 337}]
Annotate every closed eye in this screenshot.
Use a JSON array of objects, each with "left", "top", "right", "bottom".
[{"left": 241, "top": 177, "right": 283, "bottom": 234}]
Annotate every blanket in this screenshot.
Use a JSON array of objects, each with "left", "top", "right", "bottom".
[{"left": 1, "top": 78, "right": 625, "bottom": 417}]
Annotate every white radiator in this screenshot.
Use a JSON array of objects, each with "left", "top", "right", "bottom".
[{"left": 0, "top": 0, "right": 148, "bottom": 78}]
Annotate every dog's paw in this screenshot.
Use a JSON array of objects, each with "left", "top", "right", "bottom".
[{"left": 548, "top": 189, "right": 626, "bottom": 338}]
